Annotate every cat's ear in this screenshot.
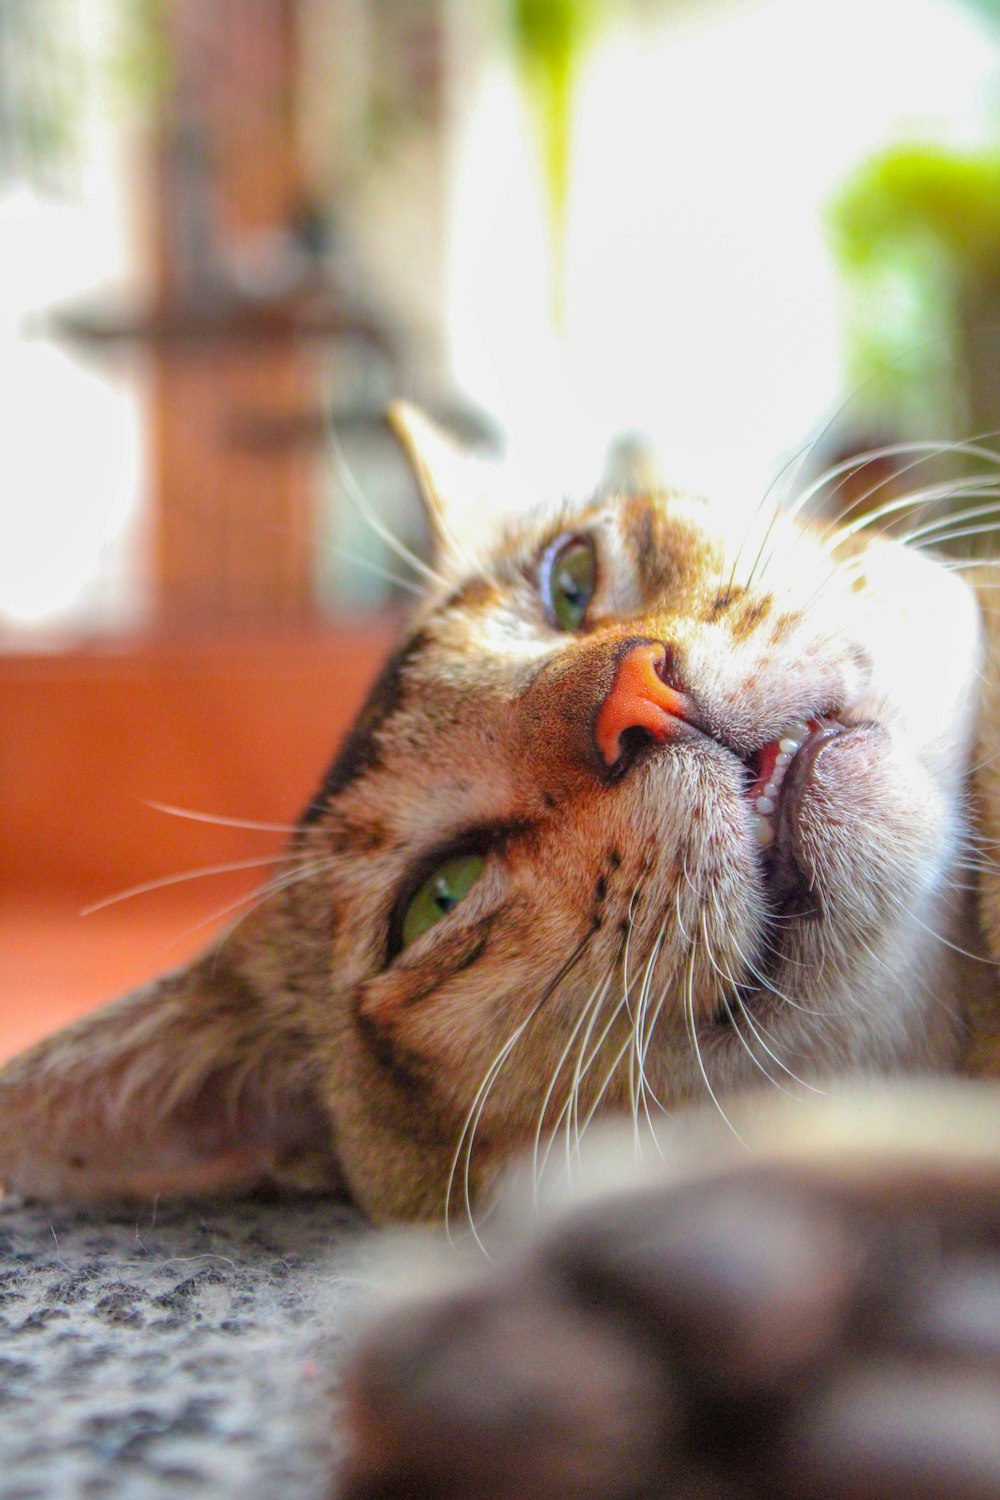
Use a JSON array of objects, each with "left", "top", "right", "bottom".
[
  {"left": 0, "top": 955, "right": 344, "bottom": 1202},
  {"left": 387, "top": 401, "right": 527, "bottom": 563}
]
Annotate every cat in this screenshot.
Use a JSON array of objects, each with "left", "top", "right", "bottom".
[
  {"left": 5, "top": 404, "right": 1000, "bottom": 1496},
  {"left": 1, "top": 404, "right": 999, "bottom": 1233}
]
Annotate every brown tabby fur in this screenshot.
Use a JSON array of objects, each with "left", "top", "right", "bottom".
[{"left": 1, "top": 407, "right": 998, "bottom": 1222}]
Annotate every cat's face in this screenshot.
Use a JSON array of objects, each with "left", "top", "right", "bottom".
[{"left": 0, "top": 409, "right": 984, "bottom": 1221}]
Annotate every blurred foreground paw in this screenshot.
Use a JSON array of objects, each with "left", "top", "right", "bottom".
[{"left": 339, "top": 1088, "right": 1000, "bottom": 1500}]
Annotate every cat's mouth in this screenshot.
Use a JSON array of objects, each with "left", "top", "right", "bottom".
[{"left": 743, "top": 718, "right": 849, "bottom": 917}]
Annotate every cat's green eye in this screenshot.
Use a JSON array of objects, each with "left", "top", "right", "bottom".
[
  {"left": 541, "top": 534, "right": 597, "bottom": 630},
  {"left": 400, "top": 854, "right": 486, "bottom": 951}
]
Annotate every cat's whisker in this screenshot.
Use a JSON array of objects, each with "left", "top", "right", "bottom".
[
  {"left": 684, "top": 943, "right": 746, "bottom": 1143},
  {"left": 789, "top": 435, "right": 1000, "bottom": 531},
  {"left": 572, "top": 995, "right": 645, "bottom": 1157},
  {"left": 629, "top": 933, "right": 668, "bottom": 1151},
  {"left": 328, "top": 546, "right": 429, "bottom": 598},
  {"left": 940, "top": 556, "right": 1000, "bottom": 576},
  {"left": 801, "top": 477, "right": 1000, "bottom": 616},
  {"left": 157, "top": 868, "right": 321, "bottom": 957},
  {"left": 729, "top": 372, "right": 903, "bottom": 595},
  {"left": 450, "top": 922, "right": 601, "bottom": 1241},
  {"left": 774, "top": 455, "right": 998, "bottom": 599},
  {"left": 728, "top": 931, "right": 827, "bottom": 1016},
  {"left": 816, "top": 438, "right": 1000, "bottom": 546},
  {"left": 629, "top": 913, "right": 670, "bottom": 1147},
  {"left": 543, "top": 917, "right": 643, "bottom": 1186},
  {"left": 565, "top": 926, "right": 673, "bottom": 1163},
  {"left": 325, "top": 421, "right": 452, "bottom": 593},
  {"left": 726, "top": 431, "right": 821, "bottom": 600},
  {"left": 907, "top": 518, "right": 1000, "bottom": 553},
  {"left": 202, "top": 857, "right": 343, "bottom": 969},
  {"left": 446, "top": 1016, "right": 536, "bottom": 1254},
  {"left": 530, "top": 968, "right": 613, "bottom": 1197},
  {"left": 828, "top": 482, "right": 1000, "bottom": 563},
  {"left": 619, "top": 880, "right": 644, "bottom": 1023},
  {"left": 730, "top": 990, "right": 828, "bottom": 1095},
  {"left": 698, "top": 915, "right": 789, "bottom": 1092},
  {"left": 79, "top": 855, "right": 296, "bottom": 916},
  {"left": 142, "top": 800, "right": 300, "bottom": 835},
  {"left": 892, "top": 490, "right": 1000, "bottom": 539},
  {"left": 881, "top": 889, "right": 999, "bottom": 969},
  {"left": 563, "top": 971, "right": 620, "bottom": 1183}
]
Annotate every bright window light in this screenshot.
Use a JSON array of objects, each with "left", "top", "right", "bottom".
[{"left": 447, "top": 0, "right": 999, "bottom": 511}]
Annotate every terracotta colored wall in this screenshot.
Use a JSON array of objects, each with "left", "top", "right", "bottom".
[{"left": 0, "top": 623, "right": 396, "bottom": 1058}]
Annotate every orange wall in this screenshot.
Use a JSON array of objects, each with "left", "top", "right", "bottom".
[
  {"left": 0, "top": 623, "right": 397, "bottom": 1058},
  {"left": 1, "top": 624, "right": 396, "bottom": 894}
]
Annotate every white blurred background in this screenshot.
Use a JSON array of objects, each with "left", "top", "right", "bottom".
[{"left": 1, "top": 0, "right": 999, "bottom": 634}]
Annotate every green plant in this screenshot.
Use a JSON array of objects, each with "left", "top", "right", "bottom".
[{"left": 829, "top": 143, "right": 1000, "bottom": 435}]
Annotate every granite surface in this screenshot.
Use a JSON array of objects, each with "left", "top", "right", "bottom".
[{"left": 0, "top": 1194, "right": 374, "bottom": 1500}]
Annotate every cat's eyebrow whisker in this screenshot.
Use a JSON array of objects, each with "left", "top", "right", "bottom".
[
  {"left": 200, "top": 857, "right": 342, "bottom": 965},
  {"left": 326, "top": 422, "right": 452, "bottom": 593},
  {"left": 328, "top": 546, "right": 429, "bottom": 598},
  {"left": 142, "top": 800, "right": 300, "bottom": 835},
  {"left": 79, "top": 855, "right": 296, "bottom": 916},
  {"left": 728, "top": 432, "right": 822, "bottom": 599}
]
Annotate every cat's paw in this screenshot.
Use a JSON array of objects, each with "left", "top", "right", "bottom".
[{"left": 340, "top": 1143, "right": 1000, "bottom": 1500}]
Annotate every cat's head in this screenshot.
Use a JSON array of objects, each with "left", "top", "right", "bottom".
[{"left": 0, "top": 410, "right": 984, "bottom": 1221}]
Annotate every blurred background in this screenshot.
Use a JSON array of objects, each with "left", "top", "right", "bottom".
[{"left": 3, "top": 0, "right": 1000, "bottom": 1056}]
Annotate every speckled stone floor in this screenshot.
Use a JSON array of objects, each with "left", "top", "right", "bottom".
[{"left": 0, "top": 1195, "right": 373, "bottom": 1500}]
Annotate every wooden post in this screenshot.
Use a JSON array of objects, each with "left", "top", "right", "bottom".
[{"left": 149, "top": 0, "right": 317, "bottom": 626}]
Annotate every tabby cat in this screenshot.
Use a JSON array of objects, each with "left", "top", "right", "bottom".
[{"left": 2, "top": 404, "right": 1000, "bottom": 1231}]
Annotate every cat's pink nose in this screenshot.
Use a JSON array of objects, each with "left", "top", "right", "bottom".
[{"left": 595, "top": 642, "right": 693, "bottom": 767}]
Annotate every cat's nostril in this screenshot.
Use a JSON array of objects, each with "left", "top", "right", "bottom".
[
  {"left": 609, "top": 725, "right": 659, "bottom": 780},
  {"left": 595, "top": 641, "right": 694, "bottom": 769}
]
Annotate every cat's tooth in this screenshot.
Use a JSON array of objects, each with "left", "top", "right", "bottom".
[
  {"left": 763, "top": 781, "right": 780, "bottom": 799},
  {"left": 786, "top": 719, "right": 811, "bottom": 742},
  {"left": 778, "top": 737, "right": 802, "bottom": 755},
  {"left": 751, "top": 811, "right": 774, "bottom": 848},
  {"left": 774, "top": 751, "right": 792, "bottom": 769},
  {"left": 755, "top": 795, "right": 776, "bottom": 815}
]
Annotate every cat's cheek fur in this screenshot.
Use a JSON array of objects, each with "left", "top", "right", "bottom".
[
  {"left": 0, "top": 961, "right": 347, "bottom": 1203},
  {"left": 792, "top": 727, "right": 951, "bottom": 924},
  {"left": 794, "top": 729, "right": 969, "bottom": 1065}
]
